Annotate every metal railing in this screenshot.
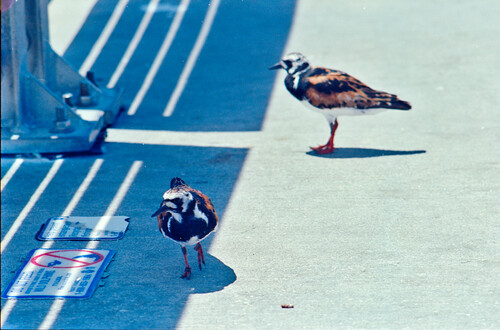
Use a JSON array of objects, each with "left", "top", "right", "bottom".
[{"left": 1, "top": 0, "right": 123, "bottom": 154}]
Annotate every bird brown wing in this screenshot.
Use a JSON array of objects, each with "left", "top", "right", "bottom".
[{"left": 304, "top": 67, "right": 411, "bottom": 110}]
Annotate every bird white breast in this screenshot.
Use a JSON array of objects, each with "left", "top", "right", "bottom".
[
  {"left": 184, "top": 236, "right": 200, "bottom": 246},
  {"left": 166, "top": 235, "right": 200, "bottom": 247},
  {"left": 300, "top": 100, "right": 388, "bottom": 117}
]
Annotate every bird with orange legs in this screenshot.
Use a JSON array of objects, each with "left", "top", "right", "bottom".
[
  {"left": 152, "top": 177, "right": 218, "bottom": 279},
  {"left": 270, "top": 52, "right": 411, "bottom": 154}
]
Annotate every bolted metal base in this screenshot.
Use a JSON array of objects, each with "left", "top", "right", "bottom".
[{"left": 1, "top": 0, "right": 123, "bottom": 155}]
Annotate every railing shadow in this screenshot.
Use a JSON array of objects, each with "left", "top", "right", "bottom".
[
  {"left": 1, "top": 0, "right": 296, "bottom": 329},
  {"left": 65, "top": 0, "right": 297, "bottom": 132}
]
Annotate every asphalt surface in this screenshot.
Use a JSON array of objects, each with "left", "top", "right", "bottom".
[{"left": 2, "top": 0, "right": 499, "bottom": 329}]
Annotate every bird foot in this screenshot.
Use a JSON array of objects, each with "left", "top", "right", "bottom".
[
  {"left": 180, "top": 266, "right": 191, "bottom": 279},
  {"left": 194, "top": 243, "right": 205, "bottom": 270},
  {"left": 310, "top": 145, "right": 335, "bottom": 154}
]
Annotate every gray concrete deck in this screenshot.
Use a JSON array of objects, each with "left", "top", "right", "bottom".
[{"left": 2, "top": 0, "right": 499, "bottom": 329}]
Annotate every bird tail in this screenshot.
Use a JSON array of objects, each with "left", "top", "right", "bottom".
[
  {"left": 386, "top": 98, "right": 411, "bottom": 110},
  {"left": 369, "top": 91, "right": 411, "bottom": 110}
]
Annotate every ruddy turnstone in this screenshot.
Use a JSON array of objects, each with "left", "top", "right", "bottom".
[
  {"left": 152, "top": 177, "right": 219, "bottom": 279},
  {"left": 269, "top": 52, "right": 411, "bottom": 154}
]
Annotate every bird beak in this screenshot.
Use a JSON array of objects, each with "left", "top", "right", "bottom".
[
  {"left": 268, "top": 62, "right": 283, "bottom": 70},
  {"left": 151, "top": 205, "right": 168, "bottom": 217}
]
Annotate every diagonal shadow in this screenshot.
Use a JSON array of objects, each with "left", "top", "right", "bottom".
[
  {"left": 0, "top": 143, "right": 245, "bottom": 330},
  {"left": 75, "top": 142, "right": 244, "bottom": 329},
  {"left": 306, "top": 147, "right": 426, "bottom": 159},
  {"left": 0, "top": 0, "right": 297, "bottom": 329}
]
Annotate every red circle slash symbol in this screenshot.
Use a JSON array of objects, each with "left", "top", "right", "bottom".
[{"left": 31, "top": 250, "right": 104, "bottom": 268}]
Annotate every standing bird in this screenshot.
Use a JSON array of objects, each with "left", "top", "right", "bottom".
[
  {"left": 152, "top": 177, "right": 219, "bottom": 279},
  {"left": 269, "top": 52, "right": 411, "bottom": 154}
]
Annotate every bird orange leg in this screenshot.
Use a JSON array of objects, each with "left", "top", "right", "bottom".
[
  {"left": 311, "top": 119, "right": 338, "bottom": 154},
  {"left": 194, "top": 243, "right": 205, "bottom": 270},
  {"left": 180, "top": 246, "right": 191, "bottom": 279}
]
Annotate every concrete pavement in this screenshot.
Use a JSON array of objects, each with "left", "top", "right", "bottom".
[{"left": 2, "top": 0, "right": 499, "bottom": 329}]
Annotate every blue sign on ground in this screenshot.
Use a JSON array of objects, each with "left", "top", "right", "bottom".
[
  {"left": 36, "top": 216, "right": 129, "bottom": 240},
  {"left": 2, "top": 249, "right": 115, "bottom": 299}
]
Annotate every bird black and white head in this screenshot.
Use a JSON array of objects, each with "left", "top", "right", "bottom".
[
  {"left": 170, "top": 177, "right": 187, "bottom": 188},
  {"left": 269, "top": 52, "right": 310, "bottom": 75},
  {"left": 151, "top": 177, "right": 192, "bottom": 217}
]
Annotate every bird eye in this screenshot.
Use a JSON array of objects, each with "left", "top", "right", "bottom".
[{"left": 284, "top": 60, "right": 292, "bottom": 68}]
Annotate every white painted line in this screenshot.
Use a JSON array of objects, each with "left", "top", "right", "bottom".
[
  {"left": 1, "top": 158, "right": 24, "bottom": 192},
  {"left": 86, "top": 160, "right": 143, "bottom": 249},
  {"left": 38, "top": 299, "right": 65, "bottom": 330},
  {"left": 106, "top": 128, "right": 258, "bottom": 149},
  {"left": 162, "top": 0, "right": 221, "bottom": 117},
  {"left": 103, "top": 160, "right": 142, "bottom": 216},
  {"left": 62, "top": 159, "right": 104, "bottom": 217},
  {"left": 38, "top": 161, "right": 143, "bottom": 330},
  {"left": 1, "top": 159, "right": 103, "bottom": 327},
  {"left": 78, "top": 0, "right": 130, "bottom": 76},
  {"left": 0, "top": 300, "right": 17, "bottom": 328},
  {"left": 107, "top": 0, "right": 160, "bottom": 88},
  {"left": 127, "top": 0, "right": 190, "bottom": 115},
  {"left": 39, "top": 158, "right": 104, "bottom": 250},
  {"left": 1, "top": 159, "right": 64, "bottom": 254}
]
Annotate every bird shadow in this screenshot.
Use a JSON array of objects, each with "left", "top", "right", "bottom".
[
  {"left": 306, "top": 147, "right": 426, "bottom": 159},
  {"left": 165, "top": 253, "right": 237, "bottom": 294}
]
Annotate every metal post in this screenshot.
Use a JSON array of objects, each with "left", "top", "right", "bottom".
[{"left": 1, "top": 1, "right": 123, "bottom": 154}]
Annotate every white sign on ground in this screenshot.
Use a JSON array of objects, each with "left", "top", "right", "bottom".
[
  {"left": 2, "top": 249, "right": 115, "bottom": 299},
  {"left": 36, "top": 216, "right": 129, "bottom": 240}
]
